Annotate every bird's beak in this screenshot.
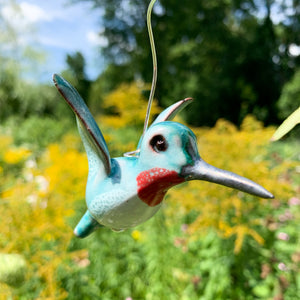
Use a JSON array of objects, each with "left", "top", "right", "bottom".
[{"left": 182, "top": 159, "right": 274, "bottom": 199}]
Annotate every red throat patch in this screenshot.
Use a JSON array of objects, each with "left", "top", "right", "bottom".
[{"left": 136, "top": 168, "right": 184, "bottom": 207}]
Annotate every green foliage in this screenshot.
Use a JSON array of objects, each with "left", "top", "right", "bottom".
[
  {"left": 277, "top": 69, "right": 300, "bottom": 120},
  {"left": 0, "top": 0, "right": 51, "bottom": 122},
  {"left": 63, "top": 51, "right": 91, "bottom": 105},
  {"left": 272, "top": 68, "right": 300, "bottom": 140},
  {"left": 100, "top": 82, "right": 160, "bottom": 129},
  {"left": 88, "top": 64, "right": 135, "bottom": 115},
  {"left": 4, "top": 115, "right": 73, "bottom": 150},
  {"left": 0, "top": 60, "right": 19, "bottom": 120},
  {"left": 73, "top": 0, "right": 300, "bottom": 126},
  {"left": 0, "top": 77, "right": 71, "bottom": 122}
]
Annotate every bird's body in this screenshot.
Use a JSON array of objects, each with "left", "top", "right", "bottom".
[
  {"left": 53, "top": 74, "right": 274, "bottom": 238},
  {"left": 86, "top": 156, "right": 163, "bottom": 231},
  {"left": 80, "top": 121, "right": 194, "bottom": 235}
]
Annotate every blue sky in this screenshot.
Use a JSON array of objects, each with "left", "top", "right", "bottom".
[{"left": 2, "top": 0, "right": 106, "bottom": 82}]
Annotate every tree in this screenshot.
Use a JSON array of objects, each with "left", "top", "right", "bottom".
[
  {"left": 62, "top": 51, "right": 92, "bottom": 105},
  {"left": 0, "top": 0, "right": 48, "bottom": 121},
  {"left": 72, "top": 0, "right": 300, "bottom": 126},
  {"left": 277, "top": 68, "right": 300, "bottom": 119}
]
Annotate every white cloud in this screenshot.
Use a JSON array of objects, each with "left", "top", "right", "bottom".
[
  {"left": 1, "top": 1, "right": 51, "bottom": 28},
  {"left": 19, "top": 2, "right": 52, "bottom": 23},
  {"left": 86, "top": 30, "right": 108, "bottom": 47}
]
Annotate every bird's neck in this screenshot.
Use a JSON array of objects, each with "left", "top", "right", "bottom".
[{"left": 136, "top": 167, "right": 185, "bottom": 207}]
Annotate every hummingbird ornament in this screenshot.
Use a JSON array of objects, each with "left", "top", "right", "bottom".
[
  {"left": 53, "top": 0, "right": 273, "bottom": 238},
  {"left": 53, "top": 74, "right": 273, "bottom": 238}
]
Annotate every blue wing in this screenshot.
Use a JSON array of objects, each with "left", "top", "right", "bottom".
[
  {"left": 53, "top": 74, "right": 111, "bottom": 176},
  {"left": 152, "top": 97, "right": 193, "bottom": 125}
]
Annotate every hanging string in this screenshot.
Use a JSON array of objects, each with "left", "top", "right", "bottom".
[
  {"left": 143, "top": 0, "right": 158, "bottom": 136},
  {"left": 124, "top": 0, "right": 157, "bottom": 157}
]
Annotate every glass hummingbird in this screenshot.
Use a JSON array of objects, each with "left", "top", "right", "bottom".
[{"left": 53, "top": 74, "right": 273, "bottom": 238}]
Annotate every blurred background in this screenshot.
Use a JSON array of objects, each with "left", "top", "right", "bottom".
[{"left": 0, "top": 0, "right": 299, "bottom": 299}]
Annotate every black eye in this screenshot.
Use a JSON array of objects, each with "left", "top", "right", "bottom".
[{"left": 150, "top": 135, "right": 168, "bottom": 152}]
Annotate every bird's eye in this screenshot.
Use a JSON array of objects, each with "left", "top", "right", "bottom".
[{"left": 150, "top": 135, "right": 168, "bottom": 152}]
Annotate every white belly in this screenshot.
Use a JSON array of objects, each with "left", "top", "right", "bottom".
[
  {"left": 88, "top": 190, "right": 162, "bottom": 230},
  {"left": 101, "top": 195, "right": 161, "bottom": 230}
]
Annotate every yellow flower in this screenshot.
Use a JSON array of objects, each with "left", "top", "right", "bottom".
[
  {"left": 3, "top": 147, "right": 31, "bottom": 164},
  {"left": 0, "top": 135, "right": 13, "bottom": 155},
  {"left": 102, "top": 82, "right": 160, "bottom": 128},
  {"left": 131, "top": 229, "right": 142, "bottom": 241}
]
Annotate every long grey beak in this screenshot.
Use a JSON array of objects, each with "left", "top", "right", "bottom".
[{"left": 182, "top": 159, "right": 274, "bottom": 199}]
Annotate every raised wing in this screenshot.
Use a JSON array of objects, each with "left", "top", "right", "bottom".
[
  {"left": 152, "top": 97, "right": 193, "bottom": 125},
  {"left": 132, "top": 98, "right": 194, "bottom": 154},
  {"left": 53, "top": 74, "right": 111, "bottom": 175}
]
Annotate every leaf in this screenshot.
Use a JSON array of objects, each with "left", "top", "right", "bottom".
[
  {"left": 252, "top": 283, "right": 271, "bottom": 298},
  {"left": 0, "top": 254, "right": 27, "bottom": 287},
  {"left": 271, "top": 106, "right": 300, "bottom": 141}
]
